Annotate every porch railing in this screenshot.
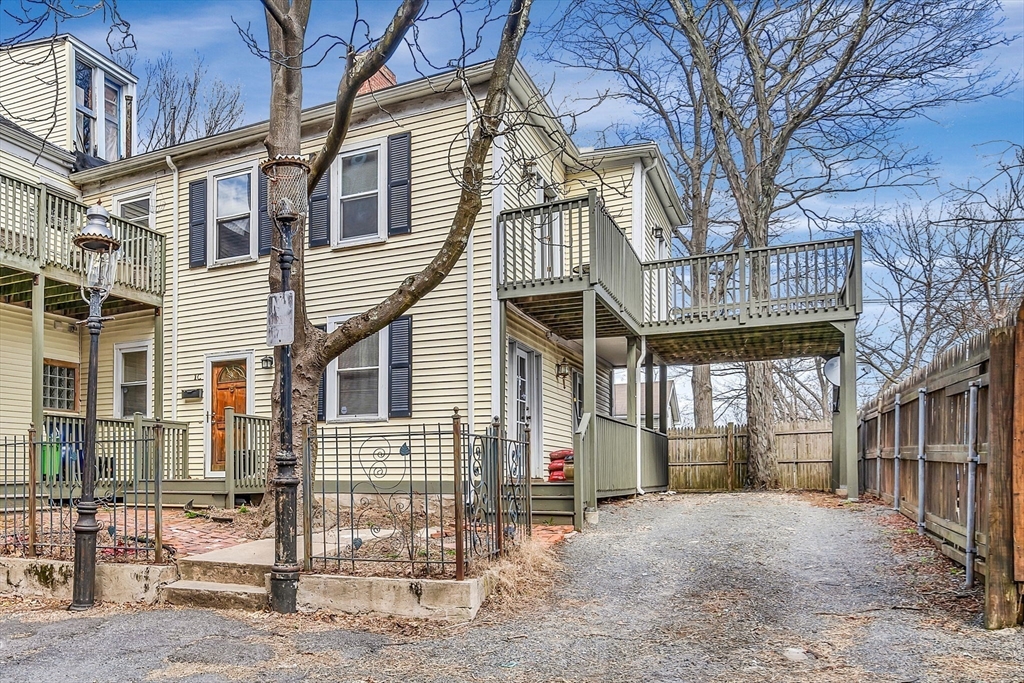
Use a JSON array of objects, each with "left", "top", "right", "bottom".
[
  {"left": 641, "top": 235, "right": 861, "bottom": 326},
  {"left": 0, "top": 172, "right": 165, "bottom": 301},
  {"left": 224, "top": 408, "right": 271, "bottom": 504},
  {"left": 594, "top": 414, "right": 637, "bottom": 498},
  {"left": 640, "top": 427, "right": 669, "bottom": 491},
  {"left": 498, "top": 189, "right": 643, "bottom": 322}
]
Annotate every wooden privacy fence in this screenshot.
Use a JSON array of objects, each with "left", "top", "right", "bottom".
[
  {"left": 668, "top": 421, "right": 832, "bottom": 492},
  {"left": 858, "top": 307, "right": 1023, "bottom": 629}
]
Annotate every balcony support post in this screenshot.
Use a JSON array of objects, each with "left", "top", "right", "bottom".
[
  {"left": 582, "top": 288, "right": 598, "bottom": 524},
  {"left": 31, "top": 274, "right": 44, "bottom": 445},
  {"left": 627, "top": 336, "right": 641, "bottom": 494},
  {"left": 659, "top": 364, "right": 668, "bottom": 435},
  {"left": 837, "top": 321, "right": 859, "bottom": 500},
  {"left": 154, "top": 307, "right": 164, "bottom": 419},
  {"left": 644, "top": 354, "right": 654, "bottom": 431}
]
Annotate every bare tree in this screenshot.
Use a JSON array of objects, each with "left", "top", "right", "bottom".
[
  {"left": 656, "top": 0, "right": 1011, "bottom": 487},
  {"left": 135, "top": 52, "right": 244, "bottom": 152},
  {"left": 254, "top": 0, "right": 533, "bottom": 511}
]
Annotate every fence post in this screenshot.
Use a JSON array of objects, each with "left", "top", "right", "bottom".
[
  {"left": 726, "top": 422, "right": 735, "bottom": 491},
  {"left": 133, "top": 412, "right": 145, "bottom": 487},
  {"left": 917, "top": 387, "right": 927, "bottom": 536},
  {"left": 875, "top": 398, "right": 882, "bottom": 497},
  {"left": 451, "top": 408, "right": 465, "bottom": 581},
  {"left": 154, "top": 423, "right": 164, "bottom": 564},
  {"left": 301, "top": 422, "right": 312, "bottom": 572},
  {"left": 27, "top": 427, "right": 38, "bottom": 557},
  {"left": 524, "top": 413, "right": 532, "bottom": 537},
  {"left": 985, "top": 322, "right": 1021, "bottom": 628},
  {"left": 964, "top": 382, "right": 979, "bottom": 588},
  {"left": 492, "top": 416, "right": 504, "bottom": 556},
  {"left": 893, "top": 393, "right": 901, "bottom": 512},
  {"left": 224, "top": 407, "right": 235, "bottom": 509}
]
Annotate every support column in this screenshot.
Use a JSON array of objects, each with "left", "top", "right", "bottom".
[
  {"left": 840, "top": 322, "right": 859, "bottom": 500},
  {"left": 659, "top": 364, "right": 668, "bottom": 434},
  {"left": 831, "top": 397, "right": 842, "bottom": 493},
  {"left": 628, "top": 337, "right": 641, "bottom": 494},
  {"left": 582, "top": 289, "right": 597, "bottom": 524},
  {"left": 498, "top": 300, "right": 507, "bottom": 435},
  {"left": 644, "top": 353, "right": 654, "bottom": 430},
  {"left": 153, "top": 308, "right": 164, "bottom": 419},
  {"left": 31, "top": 274, "right": 44, "bottom": 437}
]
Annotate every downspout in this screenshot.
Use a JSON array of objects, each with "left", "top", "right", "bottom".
[
  {"left": 916, "top": 387, "right": 927, "bottom": 536},
  {"left": 964, "top": 381, "right": 979, "bottom": 587},
  {"left": 465, "top": 94, "right": 475, "bottom": 433},
  {"left": 893, "top": 393, "right": 901, "bottom": 512},
  {"left": 165, "top": 155, "right": 179, "bottom": 420}
]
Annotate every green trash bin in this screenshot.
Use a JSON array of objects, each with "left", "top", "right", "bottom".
[{"left": 41, "top": 442, "right": 61, "bottom": 477}]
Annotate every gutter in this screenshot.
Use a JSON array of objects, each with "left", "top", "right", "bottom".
[{"left": 165, "top": 155, "right": 180, "bottom": 420}]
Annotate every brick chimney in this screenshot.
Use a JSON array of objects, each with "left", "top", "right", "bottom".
[{"left": 358, "top": 64, "right": 398, "bottom": 95}]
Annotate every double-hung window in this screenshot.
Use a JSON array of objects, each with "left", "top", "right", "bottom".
[
  {"left": 210, "top": 166, "right": 256, "bottom": 263},
  {"left": 116, "top": 190, "right": 153, "bottom": 229},
  {"left": 75, "top": 61, "right": 95, "bottom": 156},
  {"left": 115, "top": 342, "right": 151, "bottom": 418},
  {"left": 333, "top": 140, "right": 387, "bottom": 246},
  {"left": 325, "top": 315, "right": 389, "bottom": 421}
]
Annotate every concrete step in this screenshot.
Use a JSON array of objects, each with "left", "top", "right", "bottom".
[
  {"left": 178, "top": 557, "right": 270, "bottom": 587},
  {"left": 161, "top": 580, "right": 268, "bottom": 610}
]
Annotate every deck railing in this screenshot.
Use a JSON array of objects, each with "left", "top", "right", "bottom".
[
  {"left": 224, "top": 409, "right": 271, "bottom": 503},
  {"left": 641, "top": 235, "right": 860, "bottom": 326},
  {"left": 498, "top": 190, "right": 643, "bottom": 322},
  {"left": 593, "top": 414, "right": 637, "bottom": 498},
  {"left": 0, "top": 173, "right": 165, "bottom": 301}
]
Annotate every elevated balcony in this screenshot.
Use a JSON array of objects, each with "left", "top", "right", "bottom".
[
  {"left": 0, "top": 173, "right": 165, "bottom": 316},
  {"left": 498, "top": 191, "right": 861, "bottom": 364}
]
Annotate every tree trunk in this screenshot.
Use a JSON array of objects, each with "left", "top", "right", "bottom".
[
  {"left": 691, "top": 364, "right": 714, "bottom": 428},
  {"left": 745, "top": 360, "right": 779, "bottom": 488}
]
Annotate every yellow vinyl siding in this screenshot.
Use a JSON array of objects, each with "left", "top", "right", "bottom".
[
  {"left": 566, "top": 164, "right": 634, "bottom": 237},
  {"left": 0, "top": 40, "right": 72, "bottom": 150},
  {"left": 0, "top": 149, "right": 77, "bottom": 193},
  {"left": 85, "top": 311, "right": 157, "bottom": 420},
  {"left": 0, "top": 303, "right": 82, "bottom": 438}
]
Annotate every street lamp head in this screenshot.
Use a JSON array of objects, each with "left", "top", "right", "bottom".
[
  {"left": 275, "top": 197, "right": 298, "bottom": 226},
  {"left": 74, "top": 205, "right": 121, "bottom": 296}
]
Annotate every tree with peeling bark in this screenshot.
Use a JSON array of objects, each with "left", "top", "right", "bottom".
[
  {"left": 255, "top": 0, "right": 532, "bottom": 519},
  {"left": 554, "top": 0, "right": 1011, "bottom": 487}
]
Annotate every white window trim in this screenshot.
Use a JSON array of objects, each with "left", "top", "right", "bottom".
[
  {"left": 330, "top": 137, "right": 388, "bottom": 249},
  {"left": 325, "top": 313, "right": 389, "bottom": 422},
  {"left": 113, "top": 340, "right": 153, "bottom": 419},
  {"left": 207, "top": 161, "right": 259, "bottom": 266},
  {"left": 113, "top": 187, "right": 156, "bottom": 229},
  {"left": 72, "top": 52, "right": 129, "bottom": 162}
]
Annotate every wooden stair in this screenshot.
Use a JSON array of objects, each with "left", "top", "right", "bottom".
[{"left": 531, "top": 480, "right": 576, "bottom": 527}]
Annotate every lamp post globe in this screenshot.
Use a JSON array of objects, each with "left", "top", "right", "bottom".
[{"left": 69, "top": 204, "right": 119, "bottom": 612}]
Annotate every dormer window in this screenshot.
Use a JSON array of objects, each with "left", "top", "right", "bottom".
[{"left": 74, "top": 55, "right": 128, "bottom": 161}]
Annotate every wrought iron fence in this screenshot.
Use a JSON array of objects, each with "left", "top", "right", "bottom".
[
  {"left": 0, "top": 424, "right": 167, "bottom": 563},
  {"left": 302, "top": 412, "right": 530, "bottom": 579}
]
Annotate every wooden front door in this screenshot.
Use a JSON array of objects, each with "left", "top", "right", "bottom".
[{"left": 211, "top": 360, "right": 247, "bottom": 472}]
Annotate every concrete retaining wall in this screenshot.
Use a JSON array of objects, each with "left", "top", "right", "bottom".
[
  {"left": 0, "top": 557, "right": 177, "bottom": 604},
  {"left": 297, "top": 572, "right": 495, "bottom": 622}
]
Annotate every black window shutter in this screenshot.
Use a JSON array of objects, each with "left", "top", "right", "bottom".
[
  {"left": 188, "top": 179, "right": 207, "bottom": 268},
  {"left": 258, "top": 171, "right": 272, "bottom": 256},
  {"left": 308, "top": 168, "right": 331, "bottom": 248},
  {"left": 315, "top": 323, "right": 327, "bottom": 422},
  {"left": 387, "top": 132, "right": 412, "bottom": 236},
  {"left": 388, "top": 315, "right": 412, "bottom": 418}
]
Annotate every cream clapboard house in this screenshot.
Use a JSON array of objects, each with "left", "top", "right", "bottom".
[{"left": 2, "top": 34, "right": 863, "bottom": 528}]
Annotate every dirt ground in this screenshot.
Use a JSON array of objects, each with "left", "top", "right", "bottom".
[{"left": 1, "top": 491, "right": 1021, "bottom": 682}]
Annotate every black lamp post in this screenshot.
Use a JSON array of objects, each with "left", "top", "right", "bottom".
[
  {"left": 70, "top": 205, "right": 120, "bottom": 611},
  {"left": 260, "top": 156, "right": 309, "bottom": 613}
]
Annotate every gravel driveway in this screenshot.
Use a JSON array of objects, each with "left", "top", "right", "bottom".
[{"left": 1, "top": 492, "right": 1021, "bottom": 682}]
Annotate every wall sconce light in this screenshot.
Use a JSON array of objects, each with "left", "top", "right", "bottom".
[
  {"left": 260, "top": 355, "right": 275, "bottom": 370},
  {"left": 652, "top": 225, "right": 664, "bottom": 241},
  {"left": 555, "top": 357, "right": 570, "bottom": 387}
]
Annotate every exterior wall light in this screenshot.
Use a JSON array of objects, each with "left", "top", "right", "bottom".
[{"left": 556, "top": 357, "right": 571, "bottom": 387}]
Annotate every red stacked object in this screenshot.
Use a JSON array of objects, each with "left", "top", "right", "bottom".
[{"left": 547, "top": 448, "right": 574, "bottom": 482}]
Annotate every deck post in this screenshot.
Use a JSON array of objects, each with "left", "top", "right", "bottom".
[
  {"left": 627, "top": 337, "right": 640, "bottom": 493},
  {"left": 31, "top": 273, "right": 44, "bottom": 464},
  {"left": 659, "top": 364, "right": 668, "bottom": 435},
  {"left": 153, "top": 308, "right": 164, "bottom": 419},
  {"left": 583, "top": 288, "right": 598, "bottom": 524},
  {"left": 644, "top": 354, "right": 654, "bottom": 430},
  {"left": 840, "top": 322, "right": 859, "bottom": 500}
]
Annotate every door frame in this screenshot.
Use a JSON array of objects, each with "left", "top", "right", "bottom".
[
  {"left": 507, "top": 339, "right": 544, "bottom": 479},
  {"left": 203, "top": 350, "right": 255, "bottom": 478}
]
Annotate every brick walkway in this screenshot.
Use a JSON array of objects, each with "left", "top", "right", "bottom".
[
  {"left": 532, "top": 524, "right": 575, "bottom": 547},
  {"left": 159, "top": 510, "right": 252, "bottom": 557}
]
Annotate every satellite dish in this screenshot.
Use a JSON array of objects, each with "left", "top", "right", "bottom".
[{"left": 823, "top": 356, "right": 841, "bottom": 387}]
